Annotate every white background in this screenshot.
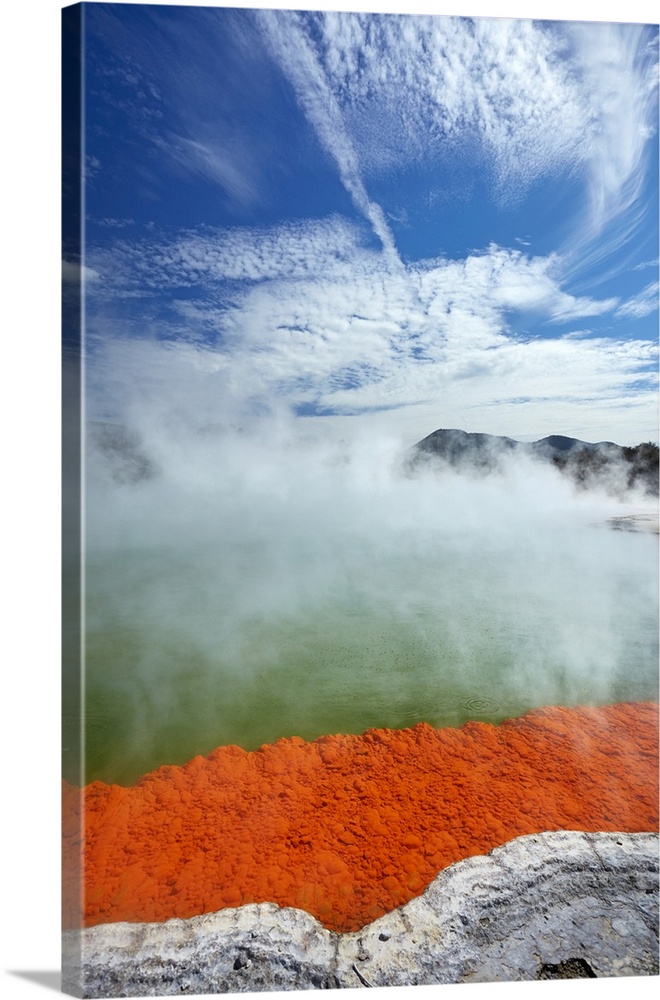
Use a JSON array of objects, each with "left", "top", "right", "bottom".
[{"left": 1, "top": 2, "right": 657, "bottom": 999}]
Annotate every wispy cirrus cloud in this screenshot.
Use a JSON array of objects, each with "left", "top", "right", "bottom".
[
  {"left": 557, "top": 22, "right": 659, "bottom": 278},
  {"left": 89, "top": 8, "right": 657, "bottom": 268},
  {"left": 87, "top": 4, "right": 279, "bottom": 211},
  {"left": 615, "top": 281, "right": 659, "bottom": 319},
  {"left": 309, "top": 14, "right": 588, "bottom": 190},
  {"left": 255, "top": 8, "right": 401, "bottom": 265},
  {"left": 569, "top": 22, "right": 658, "bottom": 236},
  {"left": 246, "top": 8, "right": 659, "bottom": 318},
  {"left": 161, "top": 135, "right": 263, "bottom": 208}
]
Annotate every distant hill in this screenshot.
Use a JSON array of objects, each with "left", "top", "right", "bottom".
[{"left": 409, "top": 428, "right": 659, "bottom": 497}]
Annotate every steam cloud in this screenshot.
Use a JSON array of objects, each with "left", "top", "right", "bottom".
[{"left": 80, "top": 411, "right": 658, "bottom": 784}]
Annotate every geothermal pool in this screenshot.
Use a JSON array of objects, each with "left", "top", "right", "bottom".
[
  {"left": 74, "top": 513, "right": 658, "bottom": 785},
  {"left": 64, "top": 431, "right": 659, "bottom": 939}
]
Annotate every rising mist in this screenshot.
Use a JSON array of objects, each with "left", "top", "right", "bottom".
[{"left": 80, "top": 415, "right": 659, "bottom": 784}]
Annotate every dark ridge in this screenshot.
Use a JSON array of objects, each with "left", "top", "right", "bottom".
[
  {"left": 408, "top": 428, "right": 659, "bottom": 497},
  {"left": 534, "top": 434, "right": 616, "bottom": 453},
  {"left": 415, "top": 427, "right": 522, "bottom": 455},
  {"left": 412, "top": 428, "right": 522, "bottom": 472},
  {"left": 536, "top": 434, "right": 584, "bottom": 452}
]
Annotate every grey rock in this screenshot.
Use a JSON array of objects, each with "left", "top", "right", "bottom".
[{"left": 63, "top": 831, "right": 659, "bottom": 997}]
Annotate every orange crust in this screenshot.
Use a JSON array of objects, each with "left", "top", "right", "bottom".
[{"left": 63, "top": 702, "right": 659, "bottom": 933}]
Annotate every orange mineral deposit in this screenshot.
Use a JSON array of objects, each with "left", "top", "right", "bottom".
[{"left": 62, "top": 702, "right": 658, "bottom": 933}]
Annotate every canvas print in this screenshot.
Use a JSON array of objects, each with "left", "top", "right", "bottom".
[{"left": 62, "top": 2, "right": 659, "bottom": 996}]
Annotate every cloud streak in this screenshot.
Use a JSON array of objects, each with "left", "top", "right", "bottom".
[
  {"left": 312, "top": 14, "right": 591, "bottom": 190},
  {"left": 283, "top": 11, "right": 657, "bottom": 264},
  {"left": 569, "top": 22, "right": 658, "bottom": 238},
  {"left": 615, "top": 281, "right": 659, "bottom": 319},
  {"left": 255, "top": 8, "right": 401, "bottom": 266}
]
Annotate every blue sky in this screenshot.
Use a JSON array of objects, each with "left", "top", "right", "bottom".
[{"left": 70, "top": 2, "right": 660, "bottom": 445}]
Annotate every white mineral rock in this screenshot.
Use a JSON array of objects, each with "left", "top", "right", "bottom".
[{"left": 63, "top": 830, "right": 659, "bottom": 997}]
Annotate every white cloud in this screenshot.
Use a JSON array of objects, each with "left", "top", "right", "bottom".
[
  {"left": 97, "top": 218, "right": 136, "bottom": 229},
  {"left": 559, "top": 25, "right": 658, "bottom": 280},
  {"left": 164, "top": 135, "right": 262, "bottom": 208},
  {"left": 84, "top": 221, "right": 655, "bottom": 443},
  {"left": 247, "top": 10, "right": 658, "bottom": 314},
  {"left": 86, "top": 216, "right": 373, "bottom": 300},
  {"left": 80, "top": 8, "right": 658, "bottom": 447},
  {"left": 312, "top": 13, "right": 592, "bottom": 194},
  {"left": 615, "top": 281, "right": 659, "bottom": 319},
  {"left": 256, "top": 9, "right": 401, "bottom": 266},
  {"left": 430, "top": 247, "right": 620, "bottom": 322},
  {"left": 569, "top": 21, "right": 658, "bottom": 237}
]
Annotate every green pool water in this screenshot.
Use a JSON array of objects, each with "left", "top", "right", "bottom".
[{"left": 65, "top": 521, "right": 659, "bottom": 786}]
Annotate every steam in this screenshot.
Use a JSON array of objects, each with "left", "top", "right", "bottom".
[{"left": 83, "top": 414, "right": 658, "bottom": 783}]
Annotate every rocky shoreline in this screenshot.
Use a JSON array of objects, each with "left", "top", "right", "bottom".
[{"left": 63, "top": 830, "right": 659, "bottom": 997}]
